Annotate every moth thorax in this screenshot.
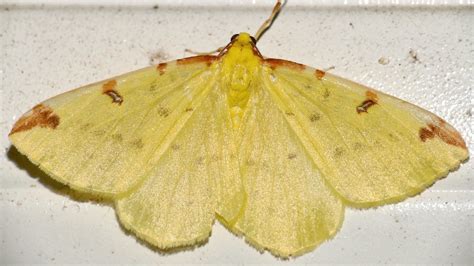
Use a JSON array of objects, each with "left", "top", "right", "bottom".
[{"left": 225, "top": 64, "right": 253, "bottom": 128}]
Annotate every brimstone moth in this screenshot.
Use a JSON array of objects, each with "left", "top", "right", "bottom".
[{"left": 7, "top": 0, "right": 469, "bottom": 258}]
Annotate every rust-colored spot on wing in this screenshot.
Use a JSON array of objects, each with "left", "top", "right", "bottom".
[
  {"left": 356, "top": 100, "right": 377, "bottom": 114},
  {"left": 419, "top": 127, "right": 435, "bottom": 141},
  {"left": 10, "top": 104, "right": 60, "bottom": 135},
  {"left": 265, "top": 58, "right": 306, "bottom": 71},
  {"left": 357, "top": 90, "right": 379, "bottom": 114},
  {"left": 177, "top": 55, "right": 217, "bottom": 66},
  {"left": 157, "top": 63, "right": 167, "bottom": 75},
  {"left": 315, "top": 69, "right": 325, "bottom": 80},
  {"left": 366, "top": 90, "right": 379, "bottom": 102},
  {"left": 103, "top": 80, "right": 116, "bottom": 91},
  {"left": 102, "top": 80, "right": 123, "bottom": 105},
  {"left": 419, "top": 120, "right": 467, "bottom": 149}
]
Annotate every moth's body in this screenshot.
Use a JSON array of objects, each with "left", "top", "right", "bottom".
[
  {"left": 221, "top": 33, "right": 261, "bottom": 128},
  {"left": 9, "top": 31, "right": 468, "bottom": 257}
]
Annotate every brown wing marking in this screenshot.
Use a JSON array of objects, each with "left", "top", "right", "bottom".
[
  {"left": 315, "top": 69, "right": 325, "bottom": 80},
  {"left": 419, "top": 118, "right": 467, "bottom": 149},
  {"left": 156, "top": 63, "right": 167, "bottom": 75},
  {"left": 102, "top": 80, "right": 123, "bottom": 105},
  {"left": 264, "top": 58, "right": 306, "bottom": 71},
  {"left": 177, "top": 55, "right": 217, "bottom": 67},
  {"left": 10, "top": 104, "right": 60, "bottom": 135},
  {"left": 356, "top": 90, "right": 379, "bottom": 114}
]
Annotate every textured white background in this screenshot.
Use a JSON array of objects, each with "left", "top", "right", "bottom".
[{"left": 1, "top": 0, "right": 473, "bottom": 264}]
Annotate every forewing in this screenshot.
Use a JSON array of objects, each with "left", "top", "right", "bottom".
[
  {"left": 9, "top": 56, "right": 218, "bottom": 197},
  {"left": 233, "top": 82, "right": 344, "bottom": 257},
  {"left": 263, "top": 59, "right": 468, "bottom": 207}
]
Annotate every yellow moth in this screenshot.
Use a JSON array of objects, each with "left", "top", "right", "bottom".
[{"left": 9, "top": 1, "right": 469, "bottom": 258}]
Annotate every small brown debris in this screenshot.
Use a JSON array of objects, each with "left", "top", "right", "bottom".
[
  {"left": 10, "top": 104, "right": 60, "bottom": 135},
  {"left": 149, "top": 50, "right": 169, "bottom": 66},
  {"left": 378, "top": 57, "right": 390, "bottom": 65},
  {"left": 185, "top": 107, "right": 194, "bottom": 112},
  {"left": 285, "top": 112, "right": 295, "bottom": 116},
  {"left": 288, "top": 153, "right": 297, "bottom": 159},
  {"left": 409, "top": 49, "right": 419, "bottom": 63},
  {"left": 102, "top": 80, "right": 123, "bottom": 105}
]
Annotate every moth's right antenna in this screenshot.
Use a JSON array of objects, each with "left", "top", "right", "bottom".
[{"left": 254, "top": 0, "right": 284, "bottom": 43}]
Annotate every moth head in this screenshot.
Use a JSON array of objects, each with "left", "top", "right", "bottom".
[
  {"left": 230, "top": 32, "right": 257, "bottom": 46},
  {"left": 218, "top": 32, "right": 262, "bottom": 60}
]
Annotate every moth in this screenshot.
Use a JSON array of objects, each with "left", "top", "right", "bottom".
[{"left": 9, "top": 0, "right": 468, "bottom": 258}]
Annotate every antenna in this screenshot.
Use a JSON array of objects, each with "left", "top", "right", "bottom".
[
  {"left": 254, "top": 0, "right": 284, "bottom": 42},
  {"left": 185, "top": 0, "right": 285, "bottom": 55}
]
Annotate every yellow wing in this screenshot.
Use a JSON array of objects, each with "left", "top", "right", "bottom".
[
  {"left": 115, "top": 81, "right": 244, "bottom": 248},
  {"left": 10, "top": 55, "right": 245, "bottom": 249},
  {"left": 262, "top": 59, "right": 468, "bottom": 208},
  {"left": 231, "top": 80, "right": 344, "bottom": 257},
  {"left": 9, "top": 56, "right": 230, "bottom": 198}
]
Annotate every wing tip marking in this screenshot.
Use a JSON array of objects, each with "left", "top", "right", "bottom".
[
  {"left": 419, "top": 119, "right": 467, "bottom": 149},
  {"left": 102, "top": 80, "right": 123, "bottom": 105},
  {"left": 10, "top": 104, "right": 60, "bottom": 135}
]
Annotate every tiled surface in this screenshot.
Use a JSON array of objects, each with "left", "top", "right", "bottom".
[{"left": 1, "top": 1, "right": 472, "bottom": 264}]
